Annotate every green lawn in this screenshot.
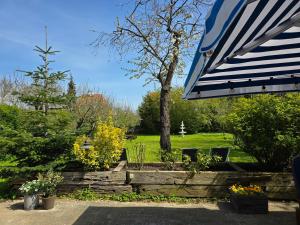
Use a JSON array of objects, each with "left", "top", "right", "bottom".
[{"left": 125, "top": 133, "right": 255, "bottom": 163}]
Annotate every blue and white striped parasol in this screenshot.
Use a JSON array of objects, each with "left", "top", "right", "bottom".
[{"left": 184, "top": 0, "right": 300, "bottom": 99}]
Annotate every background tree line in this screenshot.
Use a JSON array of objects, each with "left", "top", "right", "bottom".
[{"left": 138, "top": 87, "right": 232, "bottom": 134}]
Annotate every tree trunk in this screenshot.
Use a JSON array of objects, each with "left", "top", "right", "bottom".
[{"left": 160, "top": 86, "right": 171, "bottom": 152}]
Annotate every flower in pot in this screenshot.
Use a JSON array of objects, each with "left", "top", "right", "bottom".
[
  {"left": 229, "top": 184, "right": 268, "bottom": 214},
  {"left": 19, "top": 180, "right": 41, "bottom": 210},
  {"left": 38, "top": 170, "right": 63, "bottom": 210}
]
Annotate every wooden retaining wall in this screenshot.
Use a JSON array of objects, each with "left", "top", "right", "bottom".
[
  {"left": 56, "top": 161, "right": 296, "bottom": 200},
  {"left": 126, "top": 170, "right": 296, "bottom": 200},
  {"left": 58, "top": 171, "right": 132, "bottom": 194}
]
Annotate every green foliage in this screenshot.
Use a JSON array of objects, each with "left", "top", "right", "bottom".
[
  {"left": 37, "top": 170, "right": 64, "bottom": 197},
  {"left": 0, "top": 158, "right": 69, "bottom": 179},
  {"left": 227, "top": 94, "right": 300, "bottom": 171},
  {"left": 64, "top": 188, "right": 212, "bottom": 203},
  {"left": 138, "top": 91, "right": 160, "bottom": 134},
  {"left": 138, "top": 88, "right": 232, "bottom": 134},
  {"left": 131, "top": 143, "right": 146, "bottom": 170},
  {"left": 66, "top": 75, "right": 76, "bottom": 110},
  {"left": 161, "top": 148, "right": 181, "bottom": 170},
  {"left": 19, "top": 179, "right": 41, "bottom": 195},
  {"left": 0, "top": 178, "right": 17, "bottom": 200},
  {"left": 73, "top": 117, "right": 126, "bottom": 170},
  {"left": 17, "top": 35, "right": 68, "bottom": 114},
  {"left": 0, "top": 106, "right": 75, "bottom": 166},
  {"left": 0, "top": 104, "right": 22, "bottom": 129},
  {"left": 65, "top": 188, "right": 100, "bottom": 201},
  {"left": 183, "top": 153, "right": 222, "bottom": 172}
]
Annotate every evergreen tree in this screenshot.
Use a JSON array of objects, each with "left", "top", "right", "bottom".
[
  {"left": 66, "top": 75, "right": 76, "bottom": 110},
  {"left": 67, "top": 75, "right": 76, "bottom": 97},
  {"left": 18, "top": 27, "right": 68, "bottom": 114}
]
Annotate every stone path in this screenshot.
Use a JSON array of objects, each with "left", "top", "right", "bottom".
[{"left": 0, "top": 199, "right": 297, "bottom": 225}]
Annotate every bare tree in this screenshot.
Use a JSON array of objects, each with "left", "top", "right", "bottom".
[
  {"left": 74, "top": 92, "right": 111, "bottom": 134},
  {"left": 93, "top": 0, "right": 212, "bottom": 151},
  {"left": 0, "top": 75, "right": 14, "bottom": 104},
  {"left": 0, "top": 74, "right": 27, "bottom": 106},
  {"left": 74, "top": 84, "right": 140, "bottom": 135}
]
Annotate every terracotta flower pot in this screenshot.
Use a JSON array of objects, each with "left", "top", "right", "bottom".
[{"left": 42, "top": 196, "right": 56, "bottom": 210}]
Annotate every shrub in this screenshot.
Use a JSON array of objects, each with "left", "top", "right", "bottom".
[
  {"left": 73, "top": 135, "right": 99, "bottom": 168},
  {"left": 183, "top": 152, "right": 221, "bottom": 173},
  {"left": 38, "top": 170, "right": 64, "bottom": 197},
  {"left": 19, "top": 180, "right": 40, "bottom": 195},
  {"left": 0, "top": 108, "right": 76, "bottom": 166},
  {"left": 161, "top": 148, "right": 181, "bottom": 170},
  {"left": 73, "top": 116, "right": 126, "bottom": 170},
  {"left": 227, "top": 94, "right": 300, "bottom": 171}
]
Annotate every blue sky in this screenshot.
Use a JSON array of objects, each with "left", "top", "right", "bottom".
[{"left": 0, "top": 0, "right": 203, "bottom": 109}]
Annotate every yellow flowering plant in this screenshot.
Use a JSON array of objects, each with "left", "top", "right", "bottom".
[
  {"left": 73, "top": 135, "right": 100, "bottom": 168},
  {"left": 229, "top": 184, "right": 264, "bottom": 196},
  {"left": 73, "top": 116, "right": 126, "bottom": 170}
]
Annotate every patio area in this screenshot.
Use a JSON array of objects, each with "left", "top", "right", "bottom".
[{"left": 0, "top": 199, "right": 297, "bottom": 225}]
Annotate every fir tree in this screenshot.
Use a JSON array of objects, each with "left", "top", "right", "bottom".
[
  {"left": 66, "top": 75, "right": 76, "bottom": 110},
  {"left": 67, "top": 75, "right": 76, "bottom": 97},
  {"left": 18, "top": 27, "right": 69, "bottom": 114}
]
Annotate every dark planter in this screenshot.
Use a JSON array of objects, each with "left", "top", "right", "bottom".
[
  {"left": 182, "top": 148, "right": 198, "bottom": 162},
  {"left": 230, "top": 192, "right": 268, "bottom": 214},
  {"left": 210, "top": 147, "right": 230, "bottom": 162},
  {"left": 120, "top": 148, "right": 127, "bottom": 161},
  {"left": 42, "top": 196, "right": 56, "bottom": 210}
]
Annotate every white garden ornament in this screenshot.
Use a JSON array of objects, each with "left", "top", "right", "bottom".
[{"left": 179, "top": 121, "right": 187, "bottom": 137}]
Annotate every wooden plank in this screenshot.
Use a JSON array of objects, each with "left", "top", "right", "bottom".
[
  {"left": 267, "top": 173, "right": 295, "bottom": 187},
  {"left": 62, "top": 171, "right": 127, "bottom": 185},
  {"left": 226, "top": 175, "right": 272, "bottom": 185},
  {"left": 228, "top": 162, "right": 246, "bottom": 172},
  {"left": 113, "top": 161, "right": 127, "bottom": 172},
  {"left": 138, "top": 185, "right": 227, "bottom": 198},
  {"left": 266, "top": 186, "right": 297, "bottom": 200},
  {"left": 128, "top": 171, "right": 294, "bottom": 186}
]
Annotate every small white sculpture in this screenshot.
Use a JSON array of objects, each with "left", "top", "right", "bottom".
[{"left": 179, "top": 121, "right": 187, "bottom": 137}]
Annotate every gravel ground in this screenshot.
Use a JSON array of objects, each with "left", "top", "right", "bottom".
[{"left": 0, "top": 199, "right": 298, "bottom": 225}]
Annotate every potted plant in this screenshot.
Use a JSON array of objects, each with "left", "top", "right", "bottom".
[
  {"left": 19, "top": 180, "right": 41, "bottom": 210},
  {"left": 38, "top": 170, "right": 63, "bottom": 210},
  {"left": 229, "top": 184, "right": 268, "bottom": 214}
]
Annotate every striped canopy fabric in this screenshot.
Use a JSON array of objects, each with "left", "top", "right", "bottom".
[{"left": 183, "top": 0, "right": 300, "bottom": 100}]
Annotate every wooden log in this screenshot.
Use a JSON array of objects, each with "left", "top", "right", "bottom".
[
  {"left": 128, "top": 170, "right": 294, "bottom": 187},
  {"left": 138, "top": 185, "right": 227, "bottom": 198},
  {"left": 113, "top": 161, "right": 127, "bottom": 172},
  {"left": 62, "top": 171, "right": 126, "bottom": 185},
  {"left": 266, "top": 186, "right": 297, "bottom": 200},
  {"left": 267, "top": 173, "right": 295, "bottom": 187},
  {"left": 228, "top": 162, "right": 246, "bottom": 172}
]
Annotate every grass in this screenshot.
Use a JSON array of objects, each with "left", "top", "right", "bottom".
[{"left": 125, "top": 133, "right": 255, "bottom": 163}]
